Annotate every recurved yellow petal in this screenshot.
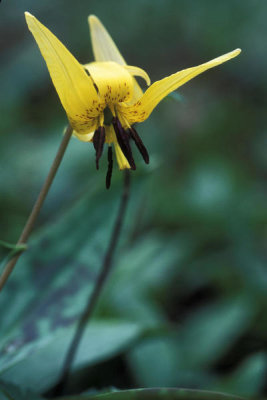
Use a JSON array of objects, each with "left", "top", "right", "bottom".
[
  {"left": 25, "top": 12, "right": 100, "bottom": 133},
  {"left": 88, "top": 15, "right": 143, "bottom": 105},
  {"left": 124, "top": 65, "right": 151, "bottom": 87},
  {"left": 120, "top": 49, "right": 241, "bottom": 123}
]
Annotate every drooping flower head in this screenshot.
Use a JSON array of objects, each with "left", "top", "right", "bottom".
[{"left": 25, "top": 12, "right": 240, "bottom": 188}]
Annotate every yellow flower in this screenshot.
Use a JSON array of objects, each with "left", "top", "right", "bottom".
[{"left": 25, "top": 12, "right": 240, "bottom": 188}]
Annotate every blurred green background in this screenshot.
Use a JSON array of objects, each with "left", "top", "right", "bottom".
[{"left": 0, "top": 0, "right": 266, "bottom": 398}]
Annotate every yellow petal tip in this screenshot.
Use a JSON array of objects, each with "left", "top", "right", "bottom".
[
  {"left": 88, "top": 15, "right": 101, "bottom": 26},
  {"left": 88, "top": 14, "right": 98, "bottom": 21},
  {"left": 225, "top": 48, "right": 241, "bottom": 61},
  {"left": 233, "top": 48, "right": 242, "bottom": 56},
  {"left": 25, "top": 11, "right": 33, "bottom": 19},
  {"left": 25, "top": 12, "right": 36, "bottom": 26}
]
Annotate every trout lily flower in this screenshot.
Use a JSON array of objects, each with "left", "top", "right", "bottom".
[{"left": 25, "top": 12, "right": 240, "bottom": 188}]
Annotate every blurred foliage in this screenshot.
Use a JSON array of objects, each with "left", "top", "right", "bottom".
[
  {"left": 0, "top": 0, "right": 266, "bottom": 399},
  {"left": 57, "top": 388, "right": 246, "bottom": 400},
  {"left": 0, "top": 380, "right": 44, "bottom": 400},
  {"left": 0, "top": 385, "right": 246, "bottom": 400}
]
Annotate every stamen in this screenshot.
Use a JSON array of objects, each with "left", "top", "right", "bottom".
[
  {"left": 93, "top": 126, "right": 106, "bottom": 169},
  {"left": 128, "top": 126, "right": 149, "bottom": 164},
  {"left": 112, "top": 117, "right": 136, "bottom": 170},
  {"left": 106, "top": 146, "right": 113, "bottom": 189}
]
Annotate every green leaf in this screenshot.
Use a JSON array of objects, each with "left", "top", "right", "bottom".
[
  {"left": 0, "top": 321, "right": 142, "bottom": 392},
  {"left": 218, "top": 353, "right": 267, "bottom": 396},
  {"left": 0, "top": 184, "right": 146, "bottom": 392},
  {"left": 0, "top": 177, "right": 181, "bottom": 393},
  {"left": 99, "top": 233, "right": 181, "bottom": 324},
  {"left": 128, "top": 336, "right": 181, "bottom": 387},
  {"left": 56, "top": 388, "right": 246, "bottom": 400},
  {"left": 0, "top": 240, "right": 27, "bottom": 252},
  {"left": 0, "top": 240, "right": 27, "bottom": 266},
  {"left": 0, "top": 186, "right": 106, "bottom": 340},
  {"left": 0, "top": 380, "right": 44, "bottom": 400},
  {"left": 175, "top": 298, "right": 254, "bottom": 368},
  {"left": 128, "top": 298, "right": 254, "bottom": 388}
]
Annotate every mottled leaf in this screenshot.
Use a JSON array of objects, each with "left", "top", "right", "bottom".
[
  {"left": 0, "top": 321, "right": 142, "bottom": 392},
  {"left": 0, "top": 184, "right": 146, "bottom": 391},
  {"left": 0, "top": 380, "right": 43, "bottom": 400},
  {"left": 56, "top": 388, "right": 246, "bottom": 400}
]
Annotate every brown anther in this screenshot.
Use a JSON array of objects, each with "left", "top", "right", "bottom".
[
  {"left": 128, "top": 126, "right": 149, "bottom": 164},
  {"left": 112, "top": 117, "right": 136, "bottom": 170},
  {"left": 106, "top": 146, "right": 113, "bottom": 189},
  {"left": 93, "top": 126, "right": 106, "bottom": 170}
]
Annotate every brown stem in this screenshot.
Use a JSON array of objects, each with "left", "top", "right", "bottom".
[
  {"left": 53, "top": 169, "right": 131, "bottom": 396},
  {"left": 0, "top": 124, "right": 73, "bottom": 291}
]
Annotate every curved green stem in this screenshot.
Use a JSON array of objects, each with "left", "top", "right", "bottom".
[
  {"left": 0, "top": 124, "right": 73, "bottom": 292},
  {"left": 54, "top": 169, "right": 131, "bottom": 396}
]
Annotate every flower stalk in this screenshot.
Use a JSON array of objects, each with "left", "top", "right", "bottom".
[
  {"left": 53, "top": 169, "right": 131, "bottom": 395},
  {"left": 0, "top": 124, "right": 73, "bottom": 291}
]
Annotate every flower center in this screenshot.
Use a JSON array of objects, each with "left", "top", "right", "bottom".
[
  {"left": 84, "top": 61, "right": 134, "bottom": 105},
  {"left": 82, "top": 62, "right": 151, "bottom": 188}
]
